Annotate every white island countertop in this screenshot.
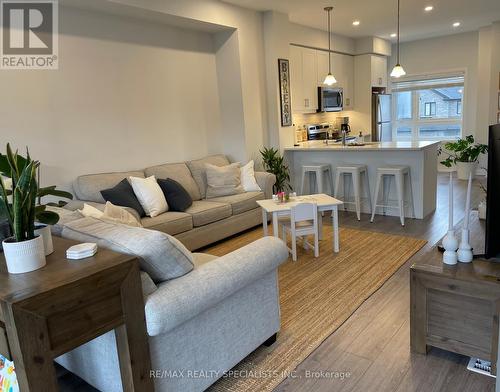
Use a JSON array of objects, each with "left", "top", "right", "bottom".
[{"left": 284, "top": 140, "right": 440, "bottom": 152}]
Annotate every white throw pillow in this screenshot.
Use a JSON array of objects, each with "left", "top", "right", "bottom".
[
  {"left": 240, "top": 160, "right": 261, "bottom": 192},
  {"left": 129, "top": 175, "right": 168, "bottom": 217},
  {"left": 103, "top": 202, "right": 143, "bottom": 227},
  {"left": 78, "top": 203, "right": 104, "bottom": 219}
]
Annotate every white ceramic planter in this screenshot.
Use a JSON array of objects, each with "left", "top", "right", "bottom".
[
  {"left": 456, "top": 161, "right": 478, "bottom": 180},
  {"left": 2, "top": 235, "right": 46, "bottom": 274},
  {"left": 35, "top": 224, "right": 54, "bottom": 256}
]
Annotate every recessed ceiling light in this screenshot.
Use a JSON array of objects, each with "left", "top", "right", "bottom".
[
  {"left": 453, "top": 22, "right": 461, "bottom": 27},
  {"left": 390, "top": 33, "right": 397, "bottom": 38},
  {"left": 424, "top": 6, "right": 434, "bottom": 12},
  {"left": 352, "top": 20, "right": 360, "bottom": 26}
]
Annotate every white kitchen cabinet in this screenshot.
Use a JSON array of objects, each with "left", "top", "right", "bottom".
[
  {"left": 371, "top": 55, "right": 387, "bottom": 88},
  {"left": 290, "top": 45, "right": 354, "bottom": 113},
  {"left": 289, "top": 45, "right": 317, "bottom": 113}
]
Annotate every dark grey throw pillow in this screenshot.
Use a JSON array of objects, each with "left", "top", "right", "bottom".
[
  {"left": 157, "top": 178, "right": 193, "bottom": 212},
  {"left": 100, "top": 179, "right": 146, "bottom": 217}
]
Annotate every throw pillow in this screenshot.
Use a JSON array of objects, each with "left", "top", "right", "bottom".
[
  {"left": 100, "top": 178, "right": 146, "bottom": 217},
  {"left": 102, "top": 202, "right": 143, "bottom": 227},
  {"left": 157, "top": 178, "right": 193, "bottom": 212},
  {"left": 240, "top": 160, "right": 261, "bottom": 192},
  {"left": 78, "top": 203, "right": 104, "bottom": 219},
  {"left": 205, "top": 162, "right": 244, "bottom": 199},
  {"left": 128, "top": 175, "right": 169, "bottom": 218},
  {"left": 61, "top": 217, "right": 194, "bottom": 282}
]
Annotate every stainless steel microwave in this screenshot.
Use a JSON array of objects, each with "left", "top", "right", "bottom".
[{"left": 317, "top": 87, "right": 343, "bottom": 112}]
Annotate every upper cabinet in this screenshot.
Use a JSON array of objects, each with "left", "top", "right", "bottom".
[
  {"left": 289, "top": 45, "right": 354, "bottom": 113},
  {"left": 371, "top": 55, "right": 388, "bottom": 88},
  {"left": 290, "top": 46, "right": 317, "bottom": 113}
]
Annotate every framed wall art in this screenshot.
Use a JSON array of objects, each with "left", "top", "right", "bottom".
[{"left": 278, "top": 58, "right": 292, "bottom": 127}]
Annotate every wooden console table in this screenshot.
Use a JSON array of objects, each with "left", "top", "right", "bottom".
[
  {"left": 410, "top": 213, "right": 500, "bottom": 374},
  {"left": 0, "top": 236, "right": 154, "bottom": 391}
]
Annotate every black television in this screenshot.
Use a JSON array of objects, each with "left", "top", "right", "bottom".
[{"left": 485, "top": 123, "right": 500, "bottom": 259}]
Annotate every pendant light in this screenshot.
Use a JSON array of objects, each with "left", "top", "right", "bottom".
[
  {"left": 323, "top": 6, "right": 337, "bottom": 86},
  {"left": 390, "top": 0, "right": 406, "bottom": 78}
]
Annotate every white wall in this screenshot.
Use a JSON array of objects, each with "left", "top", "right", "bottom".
[
  {"left": 0, "top": 7, "right": 222, "bottom": 191},
  {"left": 103, "top": 0, "right": 269, "bottom": 164},
  {"left": 388, "top": 31, "right": 479, "bottom": 138}
]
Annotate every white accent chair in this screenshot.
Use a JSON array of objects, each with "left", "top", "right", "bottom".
[{"left": 280, "top": 202, "right": 319, "bottom": 261}]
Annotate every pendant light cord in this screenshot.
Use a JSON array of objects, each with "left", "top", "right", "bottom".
[
  {"left": 326, "top": 7, "right": 332, "bottom": 73},
  {"left": 397, "top": 0, "right": 401, "bottom": 64},
  {"left": 324, "top": 7, "right": 333, "bottom": 74}
]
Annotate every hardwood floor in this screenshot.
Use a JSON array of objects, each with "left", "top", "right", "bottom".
[
  {"left": 274, "top": 173, "right": 494, "bottom": 392},
  {"left": 59, "top": 173, "right": 494, "bottom": 391}
]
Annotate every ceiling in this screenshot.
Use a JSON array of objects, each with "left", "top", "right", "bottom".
[{"left": 222, "top": 0, "right": 500, "bottom": 42}]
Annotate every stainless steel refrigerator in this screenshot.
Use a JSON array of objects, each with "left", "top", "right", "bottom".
[{"left": 372, "top": 93, "right": 392, "bottom": 142}]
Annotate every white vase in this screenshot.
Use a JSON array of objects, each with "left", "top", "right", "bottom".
[
  {"left": 456, "top": 162, "right": 477, "bottom": 180},
  {"left": 35, "top": 224, "right": 54, "bottom": 256},
  {"left": 2, "top": 235, "right": 47, "bottom": 274},
  {"left": 478, "top": 201, "right": 487, "bottom": 220}
]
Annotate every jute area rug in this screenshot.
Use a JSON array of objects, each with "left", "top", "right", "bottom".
[{"left": 204, "top": 225, "right": 426, "bottom": 392}]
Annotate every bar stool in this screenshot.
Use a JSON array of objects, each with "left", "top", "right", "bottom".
[
  {"left": 300, "top": 164, "right": 334, "bottom": 195},
  {"left": 370, "top": 165, "right": 415, "bottom": 226},
  {"left": 334, "top": 164, "right": 372, "bottom": 221}
]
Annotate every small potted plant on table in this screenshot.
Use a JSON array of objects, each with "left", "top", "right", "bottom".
[
  {"left": 0, "top": 144, "right": 72, "bottom": 273},
  {"left": 439, "top": 135, "right": 488, "bottom": 180}
]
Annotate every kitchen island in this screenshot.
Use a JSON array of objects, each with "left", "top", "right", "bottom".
[{"left": 284, "top": 141, "right": 440, "bottom": 219}]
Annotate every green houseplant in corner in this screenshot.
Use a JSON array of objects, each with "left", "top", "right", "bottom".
[
  {"left": 0, "top": 144, "right": 73, "bottom": 273},
  {"left": 438, "top": 135, "right": 488, "bottom": 180},
  {"left": 260, "top": 147, "right": 292, "bottom": 194}
]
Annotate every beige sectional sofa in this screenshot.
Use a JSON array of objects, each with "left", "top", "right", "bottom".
[{"left": 65, "top": 154, "right": 276, "bottom": 250}]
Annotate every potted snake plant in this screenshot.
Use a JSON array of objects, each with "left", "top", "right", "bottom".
[{"left": 0, "top": 144, "right": 72, "bottom": 273}]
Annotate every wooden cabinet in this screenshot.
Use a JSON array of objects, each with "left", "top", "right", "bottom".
[
  {"left": 410, "top": 214, "right": 500, "bottom": 375},
  {"left": 290, "top": 45, "right": 354, "bottom": 113},
  {"left": 371, "top": 55, "right": 387, "bottom": 88}
]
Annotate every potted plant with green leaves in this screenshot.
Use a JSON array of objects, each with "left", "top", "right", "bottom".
[
  {"left": 439, "top": 135, "right": 488, "bottom": 180},
  {"left": 260, "top": 147, "right": 292, "bottom": 194},
  {"left": 0, "top": 144, "right": 73, "bottom": 273}
]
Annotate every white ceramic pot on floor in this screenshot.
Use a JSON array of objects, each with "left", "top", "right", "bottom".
[
  {"left": 456, "top": 162, "right": 477, "bottom": 180},
  {"left": 2, "top": 235, "right": 47, "bottom": 274}
]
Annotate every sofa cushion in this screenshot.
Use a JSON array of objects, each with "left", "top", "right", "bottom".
[
  {"left": 157, "top": 179, "right": 193, "bottom": 212},
  {"left": 186, "top": 155, "right": 230, "bottom": 199},
  {"left": 61, "top": 217, "right": 194, "bottom": 282},
  {"left": 205, "top": 163, "right": 244, "bottom": 199},
  {"left": 185, "top": 200, "right": 231, "bottom": 227},
  {"left": 208, "top": 191, "right": 265, "bottom": 215},
  {"left": 192, "top": 253, "right": 219, "bottom": 268},
  {"left": 140, "top": 271, "right": 158, "bottom": 299},
  {"left": 141, "top": 212, "right": 193, "bottom": 235},
  {"left": 46, "top": 206, "right": 83, "bottom": 236},
  {"left": 144, "top": 162, "right": 201, "bottom": 201},
  {"left": 100, "top": 179, "right": 146, "bottom": 217},
  {"left": 74, "top": 170, "right": 145, "bottom": 203}
]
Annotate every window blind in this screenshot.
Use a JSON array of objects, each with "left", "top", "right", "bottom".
[{"left": 392, "top": 74, "right": 465, "bottom": 92}]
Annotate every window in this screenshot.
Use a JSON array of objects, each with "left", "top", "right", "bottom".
[
  {"left": 392, "top": 74, "right": 464, "bottom": 141},
  {"left": 424, "top": 102, "right": 436, "bottom": 117}
]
